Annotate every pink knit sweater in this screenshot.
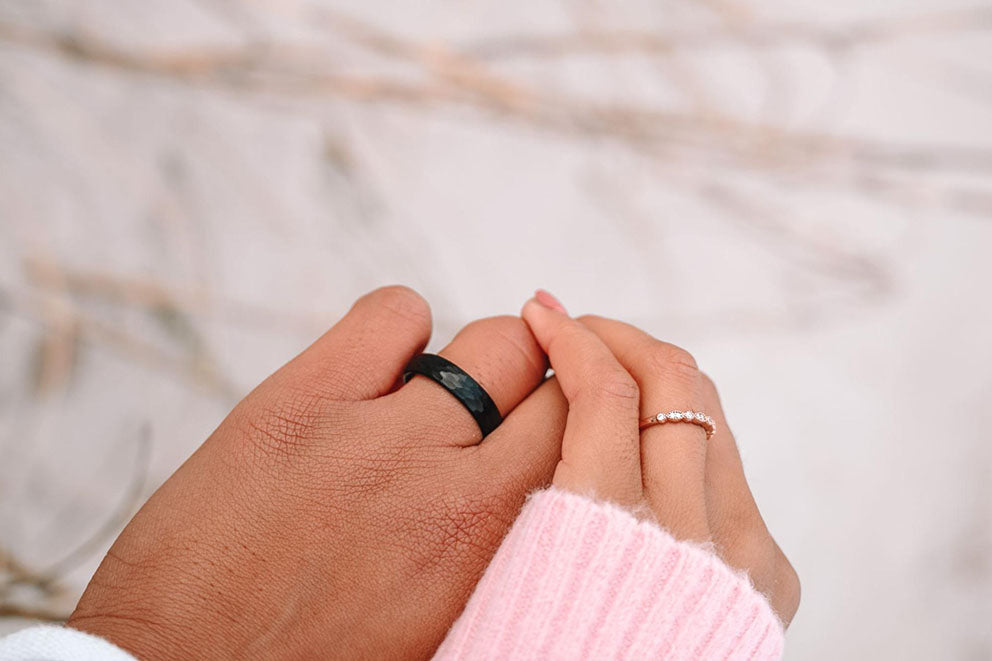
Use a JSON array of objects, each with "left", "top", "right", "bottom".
[
  {"left": 0, "top": 489, "right": 783, "bottom": 660},
  {"left": 435, "top": 488, "right": 783, "bottom": 660}
]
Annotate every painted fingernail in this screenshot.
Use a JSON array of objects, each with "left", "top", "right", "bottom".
[{"left": 534, "top": 289, "right": 568, "bottom": 315}]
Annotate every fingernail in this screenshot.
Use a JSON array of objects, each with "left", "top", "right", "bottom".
[{"left": 534, "top": 289, "right": 568, "bottom": 315}]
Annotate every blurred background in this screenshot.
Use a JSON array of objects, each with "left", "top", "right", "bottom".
[{"left": 1, "top": 0, "right": 990, "bottom": 658}]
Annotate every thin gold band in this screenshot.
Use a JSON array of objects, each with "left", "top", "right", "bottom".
[{"left": 639, "top": 410, "right": 716, "bottom": 439}]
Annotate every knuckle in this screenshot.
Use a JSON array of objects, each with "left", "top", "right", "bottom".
[
  {"left": 646, "top": 342, "right": 700, "bottom": 385},
  {"left": 577, "top": 367, "right": 639, "bottom": 403},
  {"left": 575, "top": 313, "right": 605, "bottom": 326},
  {"left": 699, "top": 371, "right": 719, "bottom": 397},
  {"left": 650, "top": 341, "right": 698, "bottom": 371},
  {"left": 463, "top": 314, "right": 520, "bottom": 334},
  {"left": 462, "top": 315, "right": 544, "bottom": 373},
  {"left": 759, "top": 536, "right": 800, "bottom": 595},
  {"left": 779, "top": 552, "right": 801, "bottom": 601},
  {"left": 743, "top": 529, "right": 800, "bottom": 589},
  {"left": 363, "top": 285, "right": 431, "bottom": 328},
  {"left": 780, "top": 557, "right": 802, "bottom": 619},
  {"left": 546, "top": 323, "right": 599, "bottom": 363},
  {"left": 757, "top": 537, "right": 801, "bottom": 623},
  {"left": 462, "top": 315, "right": 526, "bottom": 343}
]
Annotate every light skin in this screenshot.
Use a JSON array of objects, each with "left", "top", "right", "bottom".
[
  {"left": 67, "top": 286, "right": 798, "bottom": 660},
  {"left": 524, "top": 290, "right": 800, "bottom": 625}
]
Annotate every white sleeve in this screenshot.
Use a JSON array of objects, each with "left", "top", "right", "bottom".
[{"left": 0, "top": 625, "right": 137, "bottom": 661}]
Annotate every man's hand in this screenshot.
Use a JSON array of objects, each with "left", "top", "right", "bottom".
[{"left": 68, "top": 286, "right": 566, "bottom": 660}]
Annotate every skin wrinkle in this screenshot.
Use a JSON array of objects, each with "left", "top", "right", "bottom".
[
  {"left": 445, "top": 318, "right": 543, "bottom": 406},
  {"left": 572, "top": 312, "right": 799, "bottom": 624},
  {"left": 297, "top": 362, "right": 378, "bottom": 401},
  {"left": 573, "top": 373, "right": 640, "bottom": 407},
  {"left": 68, "top": 611, "right": 179, "bottom": 659},
  {"left": 473, "top": 377, "right": 566, "bottom": 492},
  {"left": 235, "top": 389, "right": 329, "bottom": 446},
  {"left": 578, "top": 315, "right": 702, "bottom": 398},
  {"left": 62, "top": 288, "right": 797, "bottom": 660},
  {"left": 646, "top": 341, "right": 700, "bottom": 372},
  {"left": 415, "top": 498, "right": 505, "bottom": 565},
  {"left": 378, "top": 398, "right": 481, "bottom": 450},
  {"left": 479, "top": 316, "right": 548, "bottom": 385},
  {"left": 549, "top": 339, "right": 638, "bottom": 403},
  {"left": 399, "top": 315, "right": 547, "bottom": 450}
]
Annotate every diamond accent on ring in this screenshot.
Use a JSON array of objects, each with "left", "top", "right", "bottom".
[{"left": 640, "top": 409, "right": 716, "bottom": 440}]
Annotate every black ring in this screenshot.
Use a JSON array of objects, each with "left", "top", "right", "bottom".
[{"left": 402, "top": 353, "right": 502, "bottom": 438}]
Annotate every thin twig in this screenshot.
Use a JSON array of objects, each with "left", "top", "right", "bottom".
[
  {"left": 0, "top": 604, "right": 66, "bottom": 623},
  {"left": 38, "top": 425, "right": 152, "bottom": 581},
  {"left": 463, "top": 7, "right": 992, "bottom": 59}
]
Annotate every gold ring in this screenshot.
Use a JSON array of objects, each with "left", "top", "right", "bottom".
[{"left": 639, "top": 410, "right": 716, "bottom": 439}]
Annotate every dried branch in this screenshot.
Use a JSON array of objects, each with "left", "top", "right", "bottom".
[
  {"left": 39, "top": 426, "right": 151, "bottom": 581},
  {"left": 0, "top": 427, "right": 152, "bottom": 622},
  {"left": 0, "top": 604, "right": 66, "bottom": 623},
  {"left": 23, "top": 258, "right": 322, "bottom": 334},
  {"left": 462, "top": 6, "right": 992, "bottom": 59},
  {"left": 1, "top": 8, "right": 990, "bottom": 208}
]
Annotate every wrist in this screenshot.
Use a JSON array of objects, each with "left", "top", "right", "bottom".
[
  {"left": 67, "top": 610, "right": 185, "bottom": 661},
  {"left": 66, "top": 543, "right": 255, "bottom": 660}
]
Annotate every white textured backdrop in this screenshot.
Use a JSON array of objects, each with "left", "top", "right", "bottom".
[{"left": 1, "top": 0, "right": 991, "bottom": 658}]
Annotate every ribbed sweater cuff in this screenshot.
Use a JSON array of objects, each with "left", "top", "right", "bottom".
[{"left": 434, "top": 488, "right": 784, "bottom": 660}]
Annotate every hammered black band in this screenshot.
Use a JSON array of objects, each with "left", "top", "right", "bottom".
[{"left": 402, "top": 353, "right": 502, "bottom": 438}]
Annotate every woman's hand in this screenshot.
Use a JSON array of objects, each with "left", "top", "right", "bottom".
[
  {"left": 68, "top": 286, "right": 568, "bottom": 660},
  {"left": 522, "top": 291, "right": 800, "bottom": 626}
]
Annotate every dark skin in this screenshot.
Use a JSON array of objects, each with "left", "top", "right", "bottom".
[{"left": 68, "top": 286, "right": 798, "bottom": 660}]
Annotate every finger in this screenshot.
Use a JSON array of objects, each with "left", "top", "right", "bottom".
[
  {"left": 699, "top": 375, "right": 801, "bottom": 625},
  {"left": 579, "top": 315, "right": 709, "bottom": 541},
  {"left": 697, "top": 375, "right": 764, "bottom": 552},
  {"left": 393, "top": 315, "right": 547, "bottom": 446},
  {"left": 474, "top": 376, "right": 567, "bottom": 498},
  {"left": 276, "top": 285, "right": 432, "bottom": 401},
  {"left": 522, "top": 293, "right": 642, "bottom": 506}
]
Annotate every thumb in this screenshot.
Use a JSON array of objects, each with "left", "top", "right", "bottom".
[{"left": 274, "top": 285, "right": 432, "bottom": 401}]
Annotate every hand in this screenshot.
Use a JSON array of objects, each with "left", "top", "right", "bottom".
[
  {"left": 68, "top": 286, "right": 567, "bottom": 660},
  {"left": 522, "top": 292, "right": 800, "bottom": 625}
]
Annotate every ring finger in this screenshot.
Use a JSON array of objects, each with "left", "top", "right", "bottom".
[
  {"left": 391, "top": 315, "right": 548, "bottom": 446},
  {"left": 580, "top": 315, "right": 710, "bottom": 541}
]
